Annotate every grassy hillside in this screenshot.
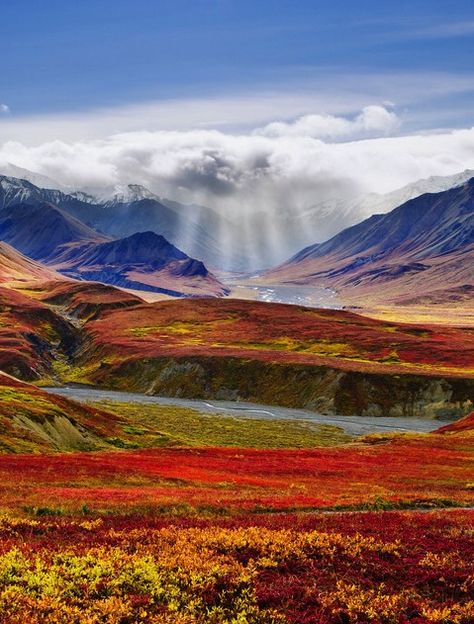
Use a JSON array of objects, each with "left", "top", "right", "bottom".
[
  {"left": 0, "top": 373, "right": 124, "bottom": 452},
  {"left": 82, "top": 298, "right": 474, "bottom": 376},
  {"left": 0, "top": 280, "right": 473, "bottom": 417},
  {"left": 0, "top": 286, "right": 78, "bottom": 380}
]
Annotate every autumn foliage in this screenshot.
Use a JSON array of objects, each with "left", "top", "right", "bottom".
[
  {"left": 0, "top": 511, "right": 473, "bottom": 623},
  {"left": 83, "top": 298, "right": 474, "bottom": 376},
  {"left": 0, "top": 432, "right": 472, "bottom": 515}
]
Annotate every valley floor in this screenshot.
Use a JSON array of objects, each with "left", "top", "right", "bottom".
[
  {"left": 0, "top": 390, "right": 473, "bottom": 622},
  {"left": 1, "top": 426, "right": 473, "bottom": 516},
  {"left": 361, "top": 303, "right": 474, "bottom": 328},
  {"left": 228, "top": 280, "right": 474, "bottom": 328}
]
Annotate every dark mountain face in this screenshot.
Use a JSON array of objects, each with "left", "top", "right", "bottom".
[
  {"left": 0, "top": 177, "right": 226, "bottom": 296},
  {"left": 73, "top": 197, "right": 226, "bottom": 269},
  {"left": 0, "top": 202, "right": 105, "bottom": 261},
  {"left": 55, "top": 231, "right": 189, "bottom": 270},
  {"left": 167, "top": 258, "right": 208, "bottom": 277},
  {"left": 267, "top": 178, "right": 474, "bottom": 305},
  {"left": 0, "top": 176, "right": 228, "bottom": 268},
  {"left": 49, "top": 230, "right": 228, "bottom": 296}
]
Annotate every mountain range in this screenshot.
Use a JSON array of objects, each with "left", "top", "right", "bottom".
[
  {"left": 0, "top": 174, "right": 234, "bottom": 269},
  {"left": 267, "top": 177, "right": 474, "bottom": 306},
  {"left": 0, "top": 176, "right": 227, "bottom": 297},
  {"left": 0, "top": 167, "right": 473, "bottom": 306},
  {"left": 239, "top": 169, "right": 474, "bottom": 267},
  {"left": 5, "top": 165, "right": 474, "bottom": 271}
]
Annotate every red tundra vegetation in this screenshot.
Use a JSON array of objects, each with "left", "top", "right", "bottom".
[
  {"left": 0, "top": 431, "right": 472, "bottom": 514},
  {"left": 0, "top": 510, "right": 472, "bottom": 623},
  {"left": 83, "top": 298, "right": 474, "bottom": 376},
  {"left": 437, "top": 410, "right": 474, "bottom": 434}
]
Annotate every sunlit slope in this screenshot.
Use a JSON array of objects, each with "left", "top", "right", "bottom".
[{"left": 0, "top": 240, "right": 59, "bottom": 284}]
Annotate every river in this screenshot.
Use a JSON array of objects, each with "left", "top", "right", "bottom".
[
  {"left": 45, "top": 386, "right": 447, "bottom": 437},
  {"left": 227, "top": 282, "right": 341, "bottom": 308}
]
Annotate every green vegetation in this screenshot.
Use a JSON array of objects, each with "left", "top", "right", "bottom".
[
  {"left": 50, "top": 358, "right": 104, "bottom": 384},
  {"left": 92, "top": 400, "right": 352, "bottom": 449}
]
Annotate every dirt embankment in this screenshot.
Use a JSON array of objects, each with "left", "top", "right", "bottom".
[{"left": 90, "top": 355, "right": 474, "bottom": 419}]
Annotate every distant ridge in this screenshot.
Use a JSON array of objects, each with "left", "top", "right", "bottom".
[
  {"left": 0, "top": 201, "right": 106, "bottom": 261},
  {"left": 267, "top": 177, "right": 474, "bottom": 305}
]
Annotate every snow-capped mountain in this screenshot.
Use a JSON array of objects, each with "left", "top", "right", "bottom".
[
  {"left": 358, "top": 169, "right": 474, "bottom": 221},
  {"left": 90, "top": 183, "right": 162, "bottom": 205},
  {"left": 0, "top": 175, "right": 231, "bottom": 270},
  {"left": 0, "top": 164, "right": 67, "bottom": 191},
  {"left": 0, "top": 175, "right": 44, "bottom": 209},
  {"left": 2, "top": 166, "right": 474, "bottom": 272}
]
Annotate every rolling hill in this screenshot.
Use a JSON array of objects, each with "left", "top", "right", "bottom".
[
  {"left": 69, "top": 297, "right": 474, "bottom": 418},
  {"left": 0, "top": 372, "right": 124, "bottom": 453}
]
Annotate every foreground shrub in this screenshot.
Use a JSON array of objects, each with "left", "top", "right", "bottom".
[{"left": 0, "top": 512, "right": 473, "bottom": 623}]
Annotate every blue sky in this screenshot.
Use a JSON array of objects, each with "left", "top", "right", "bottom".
[
  {"left": 3, "top": 0, "right": 474, "bottom": 208},
  {"left": 2, "top": 0, "right": 474, "bottom": 131}
]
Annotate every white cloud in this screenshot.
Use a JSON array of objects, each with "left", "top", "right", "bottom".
[
  {"left": 3, "top": 104, "right": 474, "bottom": 268},
  {"left": 400, "top": 20, "right": 474, "bottom": 40},
  {"left": 255, "top": 105, "right": 400, "bottom": 140},
  {"left": 2, "top": 115, "right": 474, "bottom": 209},
  {"left": 0, "top": 104, "right": 10, "bottom": 115},
  {"left": 1, "top": 69, "right": 474, "bottom": 145}
]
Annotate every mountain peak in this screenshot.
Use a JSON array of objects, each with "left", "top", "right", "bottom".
[
  {"left": 127, "top": 230, "right": 166, "bottom": 241},
  {"left": 108, "top": 184, "right": 160, "bottom": 204},
  {"left": 0, "top": 164, "right": 66, "bottom": 191}
]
